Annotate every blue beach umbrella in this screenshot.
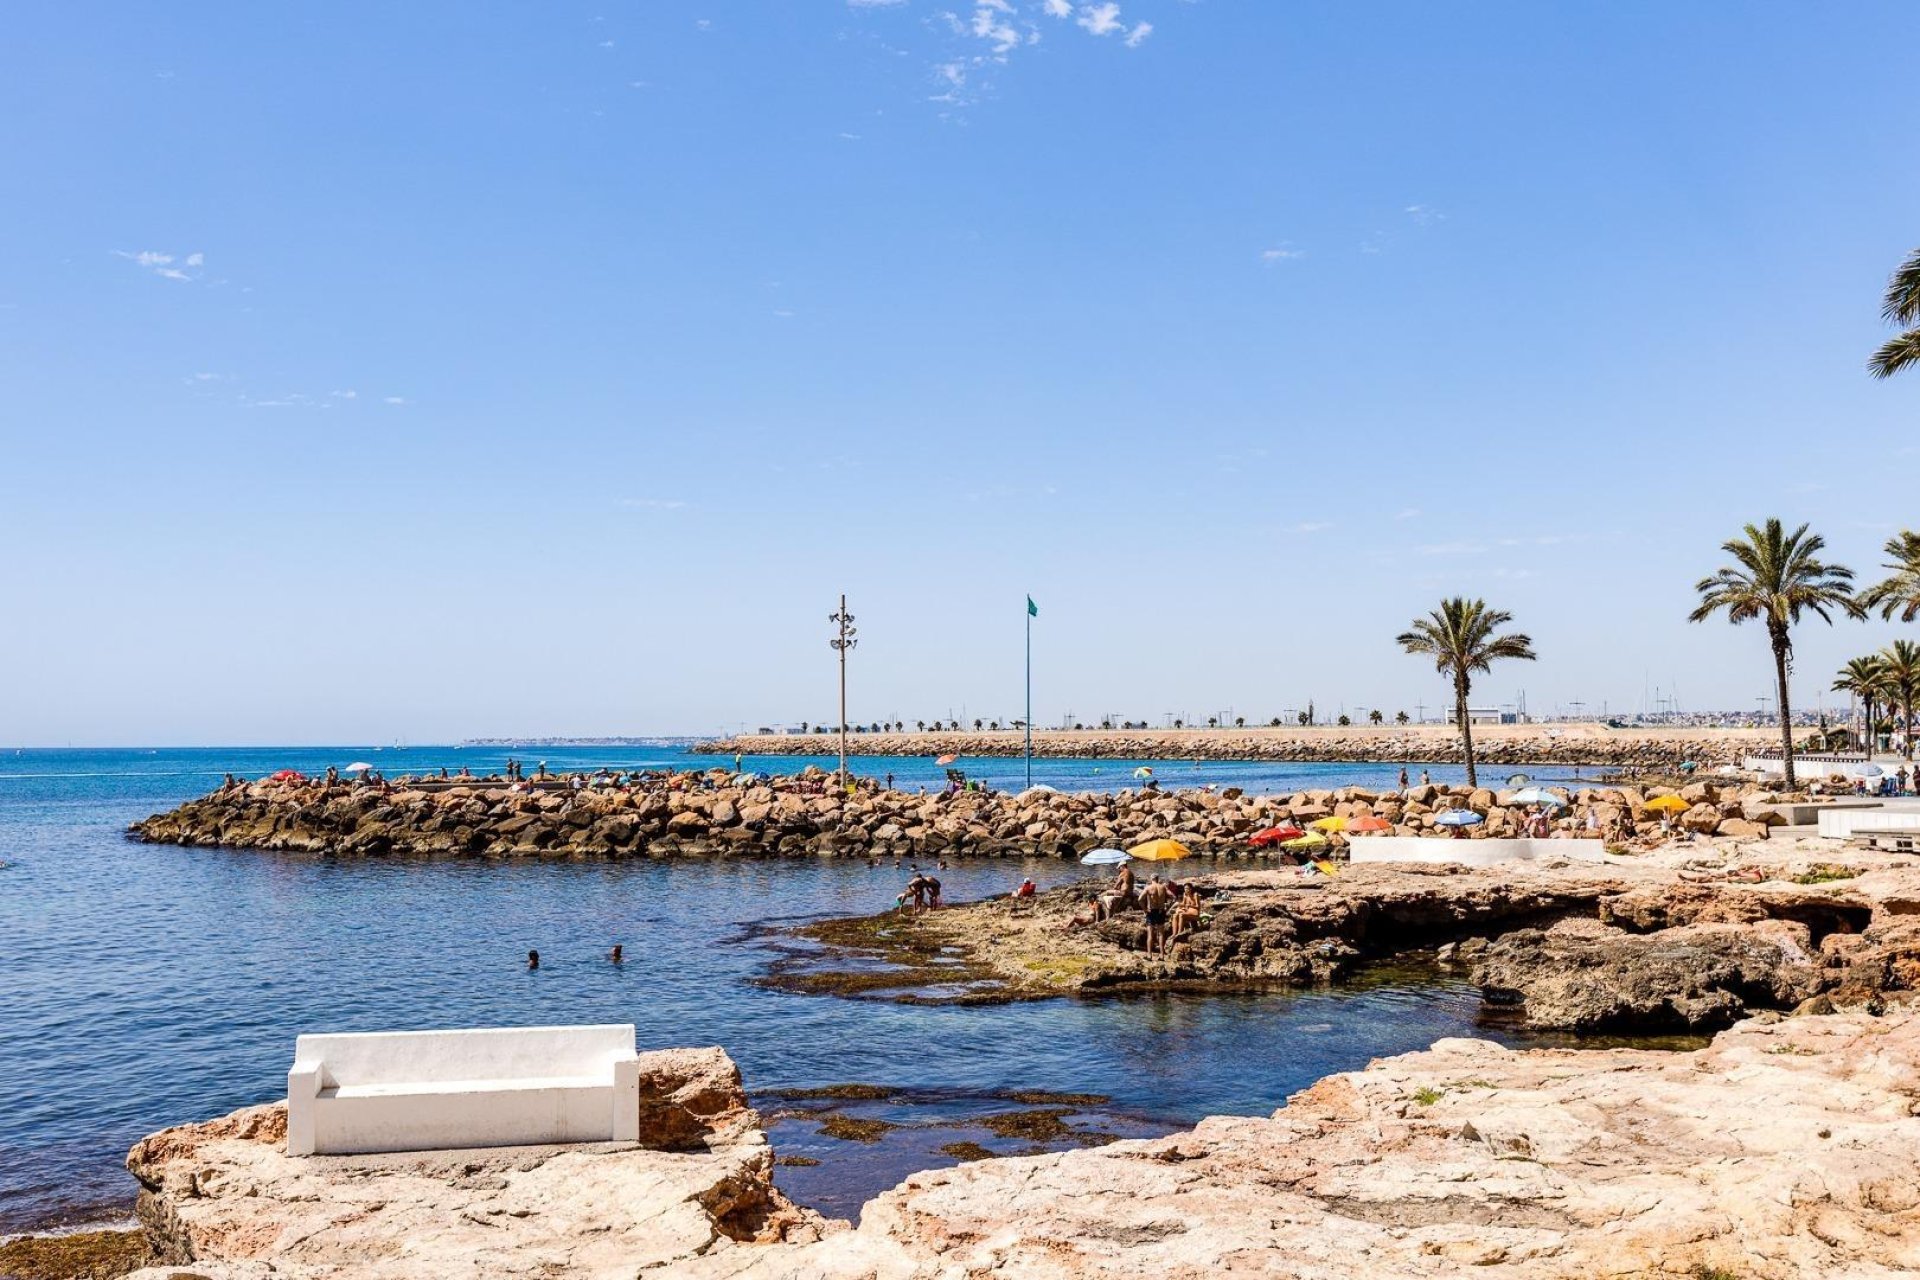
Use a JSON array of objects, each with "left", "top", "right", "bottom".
[
  {"left": 1080, "top": 848, "right": 1131, "bottom": 865},
  {"left": 1433, "top": 810, "right": 1484, "bottom": 827}
]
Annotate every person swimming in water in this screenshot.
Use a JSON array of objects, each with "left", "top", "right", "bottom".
[
  {"left": 527, "top": 949, "right": 540, "bottom": 970},
  {"left": 609, "top": 944, "right": 623, "bottom": 963}
]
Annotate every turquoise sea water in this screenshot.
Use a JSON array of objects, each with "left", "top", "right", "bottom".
[{"left": 0, "top": 745, "right": 1588, "bottom": 1232}]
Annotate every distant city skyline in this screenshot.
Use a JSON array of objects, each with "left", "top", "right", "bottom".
[{"left": 5, "top": 3, "right": 1920, "bottom": 745}]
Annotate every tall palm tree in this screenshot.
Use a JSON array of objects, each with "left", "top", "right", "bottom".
[
  {"left": 1868, "top": 248, "right": 1920, "bottom": 378},
  {"left": 1861, "top": 531, "right": 1920, "bottom": 622},
  {"left": 1879, "top": 640, "right": 1920, "bottom": 760},
  {"left": 1396, "top": 598, "right": 1536, "bottom": 787},
  {"left": 1833, "top": 655, "right": 1891, "bottom": 755},
  {"left": 1690, "top": 519, "right": 1857, "bottom": 788}
]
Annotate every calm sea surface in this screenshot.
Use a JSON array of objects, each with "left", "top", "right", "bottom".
[{"left": 0, "top": 745, "right": 1599, "bottom": 1233}]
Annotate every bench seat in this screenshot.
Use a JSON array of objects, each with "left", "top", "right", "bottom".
[
  {"left": 288, "top": 1024, "right": 641, "bottom": 1156},
  {"left": 324, "top": 1074, "right": 609, "bottom": 1100}
]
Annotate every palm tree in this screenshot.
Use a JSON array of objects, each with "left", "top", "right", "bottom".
[
  {"left": 1861, "top": 531, "right": 1920, "bottom": 622},
  {"left": 1880, "top": 640, "right": 1920, "bottom": 760},
  {"left": 1690, "top": 519, "right": 1857, "bottom": 788},
  {"left": 1834, "top": 656, "right": 1890, "bottom": 755},
  {"left": 1368, "top": 709, "right": 1384, "bottom": 725},
  {"left": 1395, "top": 710, "right": 1410, "bottom": 725},
  {"left": 1868, "top": 248, "right": 1920, "bottom": 378},
  {"left": 1396, "top": 598, "right": 1537, "bottom": 787}
]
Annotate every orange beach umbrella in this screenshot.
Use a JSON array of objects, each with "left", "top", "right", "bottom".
[{"left": 1128, "top": 838, "right": 1191, "bottom": 861}]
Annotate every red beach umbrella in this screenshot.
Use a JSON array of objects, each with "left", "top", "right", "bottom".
[
  {"left": 1249, "top": 825, "right": 1306, "bottom": 847},
  {"left": 269, "top": 769, "right": 303, "bottom": 781},
  {"left": 935, "top": 754, "right": 959, "bottom": 766},
  {"left": 1347, "top": 816, "right": 1392, "bottom": 833}
]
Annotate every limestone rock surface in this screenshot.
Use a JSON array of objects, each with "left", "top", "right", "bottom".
[{"left": 711, "top": 1005, "right": 1920, "bottom": 1280}]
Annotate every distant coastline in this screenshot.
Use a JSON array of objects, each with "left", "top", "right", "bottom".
[
  {"left": 696, "top": 723, "right": 1777, "bottom": 770},
  {"left": 460, "top": 736, "right": 705, "bottom": 749}
]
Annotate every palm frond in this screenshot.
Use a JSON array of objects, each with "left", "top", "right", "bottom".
[
  {"left": 1869, "top": 328, "right": 1920, "bottom": 380},
  {"left": 1883, "top": 248, "right": 1920, "bottom": 326}
]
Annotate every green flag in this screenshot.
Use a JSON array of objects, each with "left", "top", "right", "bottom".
[{"left": 1027, "top": 596, "right": 1038, "bottom": 617}]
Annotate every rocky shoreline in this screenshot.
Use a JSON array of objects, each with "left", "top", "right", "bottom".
[
  {"left": 768, "top": 847, "right": 1920, "bottom": 1030},
  {"left": 698, "top": 723, "right": 1778, "bottom": 769},
  {"left": 69, "top": 1000, "right": 1920, "bottom": 1279},
  {"left": 131, "top": 768, "right": 1795, "bottom": 859}
]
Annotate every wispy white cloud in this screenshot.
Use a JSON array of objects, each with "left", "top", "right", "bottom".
[
  {"left": 1290, "top": 521, "right": 1332, "bottom": 534},
  {"left": 383, "top": 396, "right": 409, "bottom": 405},
  {"left": 116, "top": 249, "right": 205, "bottom": 282},
  {"left": 622, "top": 497, "right": 689, "bottom": 511},
  {"left": 1261, "top": 245, "right": 1305, "bottom": 264},
  {"left": 331, "top": 389, "right": 357, "bottom": 399},
  {"left": 1394, "top": 507, "right": 1421, "bottom": 520},
  {"left": 971, "top": 2, "right": 1021, "bottom": 55},
  {"left": 847, "top": 0, "right": 906, "bottom": 6},
  {"left": 1404, "top": 204, "right": 1444, "bottom": 225},
  {"left": 915, "top": 0, "right": 1158, "bottom": 108}
]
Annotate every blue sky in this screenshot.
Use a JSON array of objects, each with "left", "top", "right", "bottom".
[{"left": 5, "top": 2, "right": 1920, "bottom": 744}]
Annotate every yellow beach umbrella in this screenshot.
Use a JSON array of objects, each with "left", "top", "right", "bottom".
[
  {"left": 1281, "top": 831, "right": 1329, "bottom": 851},
  {"left": 1128, "top": 838, "right": 1191, "bottom": 861},
  {"left": 1309, "top": 815, "right": 1347, "bottom": 832},
  {"left": 1644, "top": 794, "right": 1690, "bottom": 813}
]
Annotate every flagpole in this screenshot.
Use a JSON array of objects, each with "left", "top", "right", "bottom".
[{"left": 1025, "top": 598, "right": 1033, "bottom": 790}]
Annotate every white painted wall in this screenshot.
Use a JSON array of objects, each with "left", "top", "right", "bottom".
[
  {"left": 1745, "top": 753, "right": 1880, "bottom": 780},
  {"left": 1347, "top": 836, "right": 1610, "bottom": 867},
  {"left": 1816, "top": 803, "right": 1920, "bottom": 839},
  {"left": 288, "top": 1024, "right": 640, "bottom": 1156}
]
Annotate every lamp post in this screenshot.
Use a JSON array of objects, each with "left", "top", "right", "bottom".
[{"left": 829, "top": 596, "right": 857, "bottom": 791}]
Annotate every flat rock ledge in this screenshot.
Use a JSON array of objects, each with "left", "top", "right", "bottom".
[
  {"left": 779, "top": 854, "right": 1920, "bottom": 1031},
  {"left": 124, "top": 1008, "right": 1920, "bottom": 1279}
]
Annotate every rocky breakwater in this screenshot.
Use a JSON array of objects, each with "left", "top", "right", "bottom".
[
  {"left": 116, "top": 1048, "right": 828, "bottom": 1280},
  {"left": 130, "top": 770, "right": 1795, "bottom": 859},
  {"left": 700, "top": 723, "right": 1775, "bottom": 770},
  {"left": 121, "top": 1007, "right": 1920, "bottom": 1278},
  {"left": 778, "top": 854, "right": 1920, "bottom": 1031}
]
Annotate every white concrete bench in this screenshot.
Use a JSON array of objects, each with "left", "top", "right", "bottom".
[
  {"left": 288, "top": 1024, "right": 641, "bottom": 1156},
  {"left": 1347, "top": 836, "right": 1610, "bottom": 867}
]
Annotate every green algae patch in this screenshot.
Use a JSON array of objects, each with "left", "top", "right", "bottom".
[
  {"left": 997, "top": 1089, "right": 1110, "bottom": 1106},
  {"left": 0, "top": 1230, "right": 150, "bottom": 1280},
  {"left": 817, "top": 1114, "right": 898, "bottom": 1143},
  {"left": 774, "top": 1154, "right": 821, "bottom": 1167},
  {"left": 770, "top": 1083, "right": 897, "bottom": 1101},
  {"left": 1792, "top": 864, "right": 1859, "bottom": 885},
  {"left": 938, "top": 1141, "right": 997, "bottom": 1162},
  {"left": 761, "top": 909, "right": 1010, "bottom": 1003},
  {"left": 978, "top": 1109, "right": 1075, "bottom": 1141}
]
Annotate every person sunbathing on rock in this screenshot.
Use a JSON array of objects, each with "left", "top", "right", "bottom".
[{"left": 1170, "top": 885, "right": 1202, "bottom": 940}]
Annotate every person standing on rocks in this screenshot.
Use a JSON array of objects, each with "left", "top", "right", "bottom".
[
  {"left": 1141, "top": 877, "right": 1173, "bottom": 955},
  {"left": 1399, "top": 766, "right": 1409, "bottom": 790}
]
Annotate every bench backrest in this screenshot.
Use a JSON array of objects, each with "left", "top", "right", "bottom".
[{"left": 294, "top": 1023, "right": 635, "bottom": 1089}]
